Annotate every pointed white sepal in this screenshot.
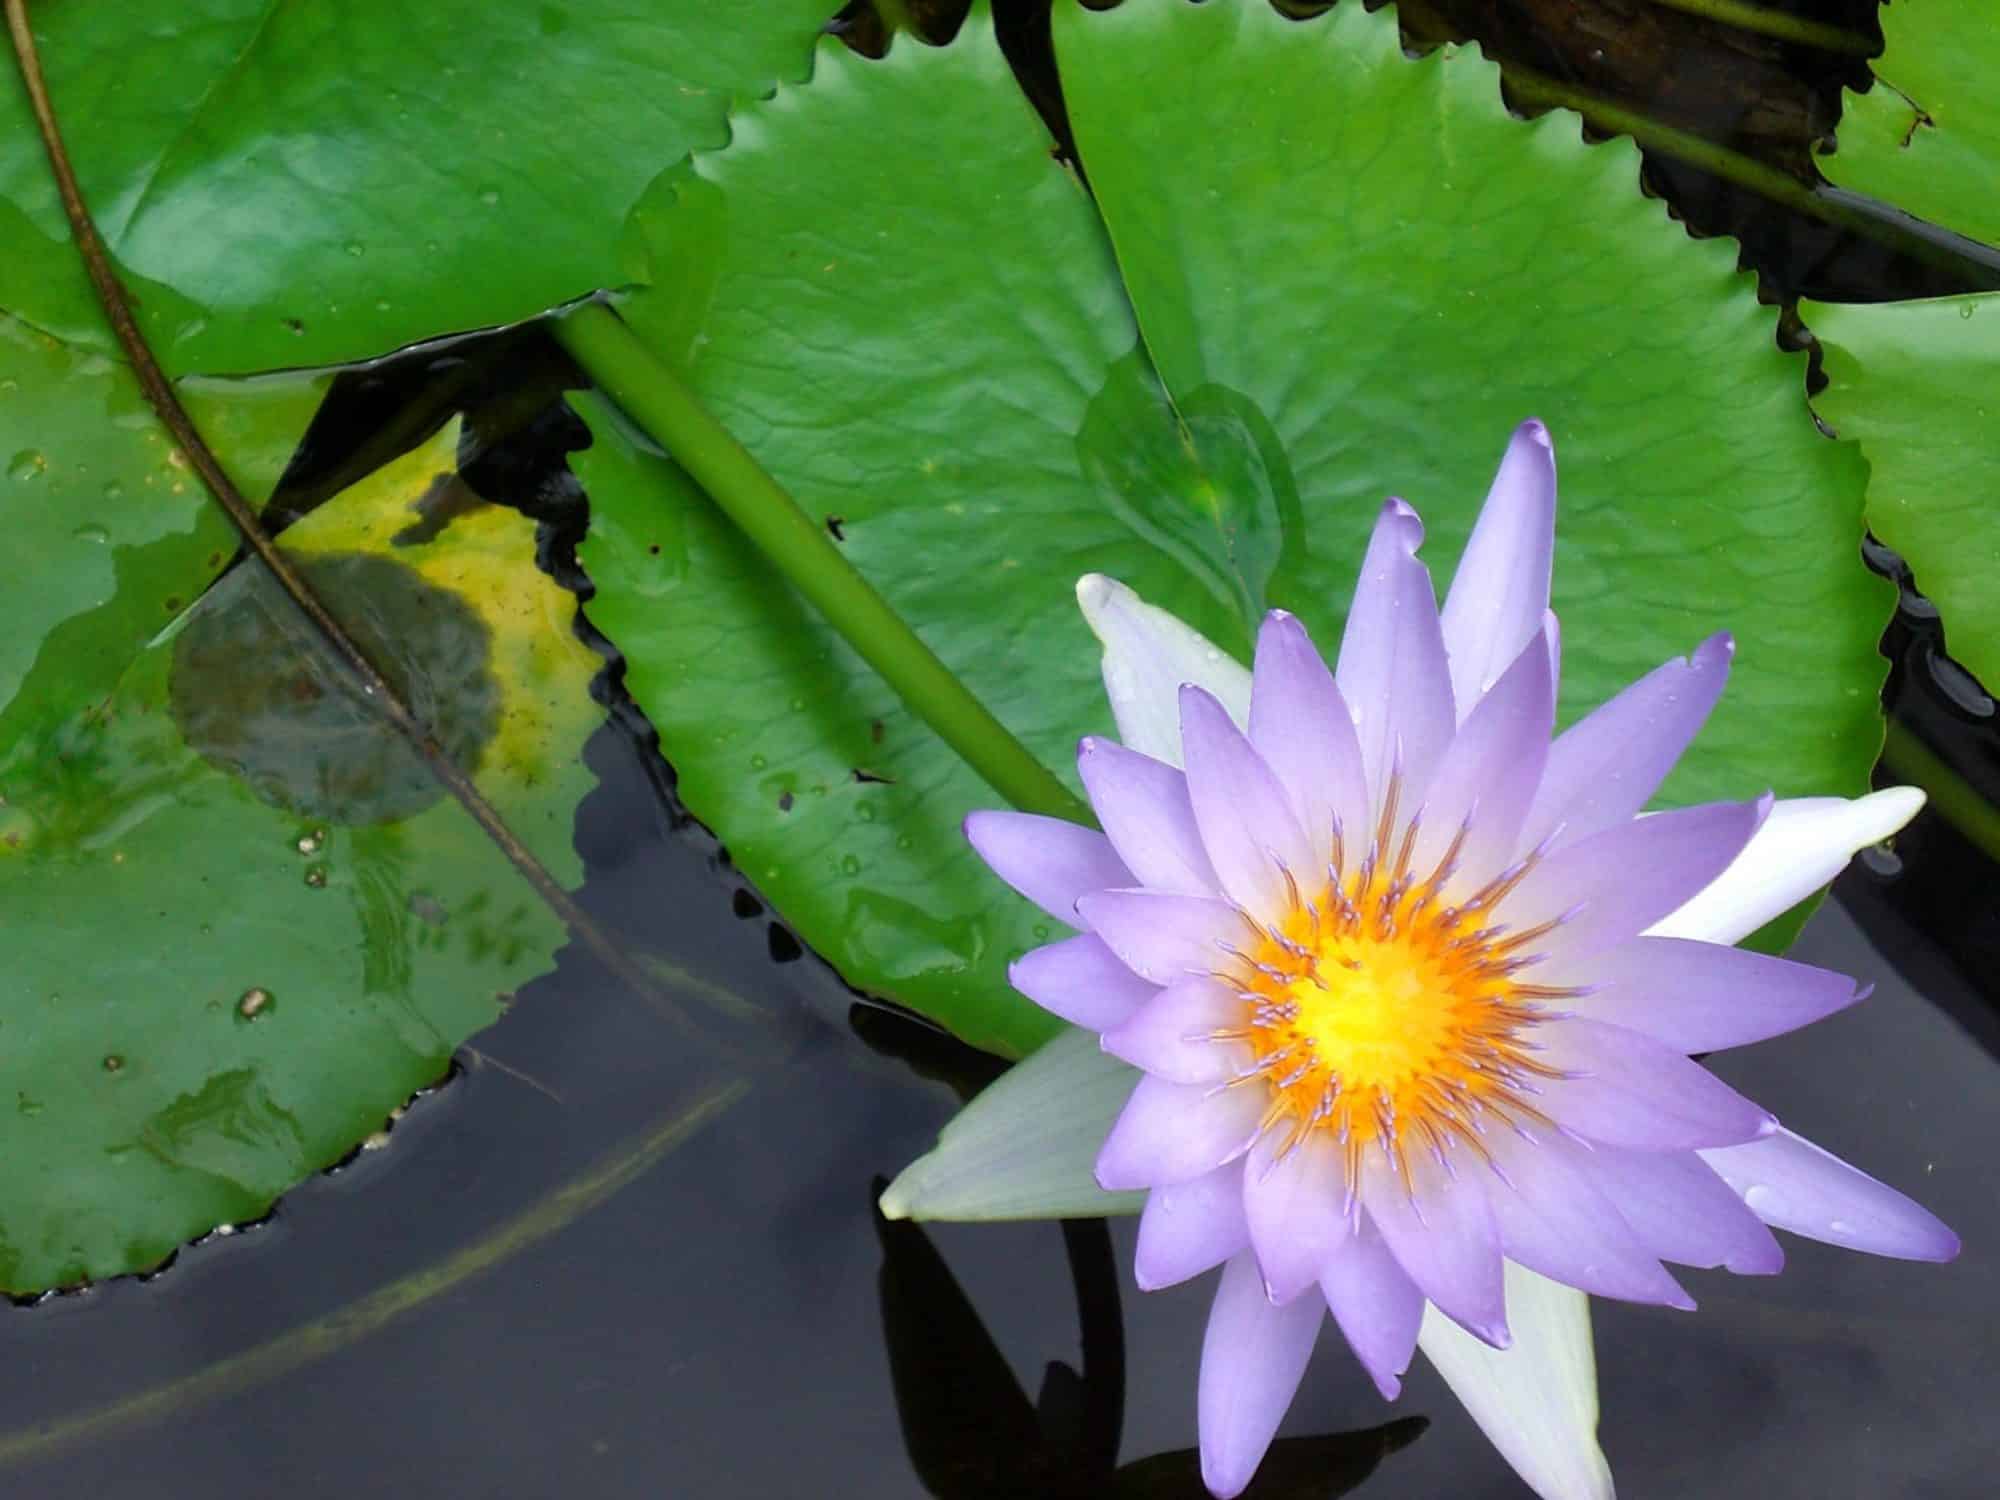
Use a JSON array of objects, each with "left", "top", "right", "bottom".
[
  {"left": 1076, "top": 574, "right": 1251, "bottom": 767},
  {"left": 1418, "top": 1261, "right": 1615, "bottom": 1500},
  {"left": 878, "top": 1026, "right": 1146, "bottom": 1222},
  {"left": 1645, "top": 786, "right": 1923, "bottom": 945}
]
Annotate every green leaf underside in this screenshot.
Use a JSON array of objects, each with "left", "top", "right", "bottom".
[
  {"left": 0, "top": 0, "right": 831, "bottom": 373},
  {"left": 1807, "top": 294, "right": 2000, "bottom": 694},
  {"left": 0, "top": 422, "right": 600, "bottom": 1293},
  {"left": 578, "top": 0, "right": 1886, "bottom": 1055},
  {"left": 1818, "top": 0, "right": 2000, "bottom": 249}
]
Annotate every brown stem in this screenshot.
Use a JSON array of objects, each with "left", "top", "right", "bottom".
[{"left": 2, "top": 0, "right": 695, "bottom": 1033}]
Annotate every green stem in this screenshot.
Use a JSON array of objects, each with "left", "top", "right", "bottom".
[
  {"left": 1640, "top": 0, "right": 1876, "bottom": 56},
  {"left": 1880, "top": 720, "right": 2000, "bottom": 867},
  {"left": 554, "top": 300, "right": 1093, "bottom": 827},
  {"left": 1504, "top": 65, "right": 2000, "bottom": 288}
]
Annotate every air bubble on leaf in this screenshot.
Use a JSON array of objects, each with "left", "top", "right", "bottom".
[
  {"left": 840, "top": 854, "right": 862, "bottom": 876},
  {"left": 303, "top": 866, "right": 328, "bottom": 889},
  {"left": 9, "top": 449, "right": 46, "bottom": 481},
  {"left": 236, "top": 987, "right": 275, "bottom": 1022}
]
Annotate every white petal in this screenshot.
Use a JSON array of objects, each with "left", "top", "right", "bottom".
[
  {"left": 878, "top": 1028, "right": 1145, "bottom": 1221},
  {"left": 1419, "top": 1261, "right": 1614, "bottom": 1500},
  {"left": 1076, "top": 574, "right": 1251, "bottom": 766},
  {"left": 1646, "top": 787, "right": 1924, "bottom": 943}
]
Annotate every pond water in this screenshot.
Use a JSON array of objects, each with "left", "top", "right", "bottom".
[
  {"left": 0, "top": 702, "right": 1991, "bottom": 1498},
  {"left": 4, "top": 2, "right": 1996, "bottom": 1496}
]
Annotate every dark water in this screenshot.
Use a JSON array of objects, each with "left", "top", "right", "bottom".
[
  {"left": 0, "top": 725, "right": 1991, "bottom": 1497},
  {"left": 5, "top": 2, "right": 1997, "bottom": 1496}
]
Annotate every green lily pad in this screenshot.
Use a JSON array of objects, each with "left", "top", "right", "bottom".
[
  {"left": 1807, "top": 293, "right": 2000, "bottom": 691},
  {"left": 0, "top": 421, "right": 601, "bottom": 1293},
  {"left": 0, "top": 312, "right": 324, "bottom": 742},
  {"left": 574, "top": 0, "right": 1887, "bottom": 1056},
  {"left": 0, "top": 0, "right": 831, "bottom": 372},
  {"left": 1817, "top": 0, "right": 2000, "bottom": 247}
]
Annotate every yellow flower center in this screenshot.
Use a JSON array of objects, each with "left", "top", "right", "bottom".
[{"left": 1225, "top": 798, "right": 1570, "bottom": 1192}]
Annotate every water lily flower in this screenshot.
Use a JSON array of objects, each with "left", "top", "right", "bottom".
[{"left": 881, "top": 421, "right": 1958, "bottom": 1500}]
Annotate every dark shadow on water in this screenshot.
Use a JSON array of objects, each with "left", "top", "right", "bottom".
[{"left": 878, "top": 1195, "right": 1429, "bottom": 1498}]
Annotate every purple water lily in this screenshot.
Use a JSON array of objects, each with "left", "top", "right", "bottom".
[{"left": 888, "top": 421, "right": 1956, "bottom": 1500}]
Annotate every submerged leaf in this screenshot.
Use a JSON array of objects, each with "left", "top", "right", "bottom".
[
  {"left": 0, "top": 421, "right": 600, "bottom": 1292},
  {"left": 576, "top": 1, "right": 1884, "bottom": 1054}
]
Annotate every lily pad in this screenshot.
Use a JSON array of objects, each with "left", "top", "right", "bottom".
[
  {"left": 0, "top": 0, "right": 832, "bottom": 372},
  {"left": 1807, "top": 293, "right": 2000, "bottom": 692},
  {"left": 1817, "top": 0, "right": 1999, "bottom": 248},
  {"left": 0, "top": 421, "right": 601, "bottom": 1293},
  {"left": 0, "top": 312, "right": 324, "bottom": 743},
  {"left": 573, "top": 0, "right": 1887, "bottom": 1056}
]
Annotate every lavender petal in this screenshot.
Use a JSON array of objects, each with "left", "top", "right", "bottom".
[
  {"left": 1100, "top": 975, "right": 1246, "bottom": 1085},
  {"left": 1409, "top": 624, "right": 1554, "bottom": 884},
  {"left": 1502, "top": 795, "right": 1772, "bottom": 959},
  {"left": 1364, "top": 1157, "right": 1510, "bottom": 1348},
  {"left": 1076, "top": 736, "right": 1219, "bottom": 897},
  {"left": 1319, "top": 1215, "right": 1425, "bottom": 1400},
  {"left": 1198, "top": 1249, "right": 1325, "bottom": 1500},
  {"left": 1700, "top": 1127, "right": 1960, "bottom": 1262},
  {"left": 1075, "top": 889, "right": 1252, "bottom": 988},
  {"left": 1248, "top": 610, "right": 1371, "bottom": 873},
  {"left": 1135, "top": 1160, "right": 1251, "bottom": 1290},
  {"left": 1536, "top": 1017, "right": 1776, "bottom": 1151},
  {"left": 1009, "top": 933, "right": 1157, "bottom": 1033},
  {"left": 1554, "top": 937, "right": 1865, "bottom": 1054},
  {"left": 1180, "top": 684, "right": 1316, "bottom": 924},
  {"left": 964, "top": 809, "right": 1134, "bottom": 927},
  {"left": 1481, "top": 1130, "right": 1696, "bottom": 1308},
  {"left": 1581, "top": 1144, "right": 1784, "bottom": 1274},
  {"left": 1095, "top": 1073, "right": 1265, "bottom": 1190},
  {"left": 1516, "top": 632, "right": 1733, "bottom": 855},
  {"left": 1334, "top": 498, "right": 1455, "bottom": 806},
  {"left": 1439, "top": 419, "right": 1558, "bottom": 723},
  {"left": 1242, "top": 1130, "right": 1354, "bottom": 1305}
]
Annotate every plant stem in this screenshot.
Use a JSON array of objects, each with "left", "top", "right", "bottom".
[
  {"left": 1880, "top": 721, "right": 2000, "bottom": 867},
  {"left": 1640, "top": 0, "right": 1877, "bottom": 56},
  {"left": 1504, "top": 65, "right": 2000, "bottom": 289},
  {"left": 553, "top": 300, "right": 1094, "bottom": 827}
]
